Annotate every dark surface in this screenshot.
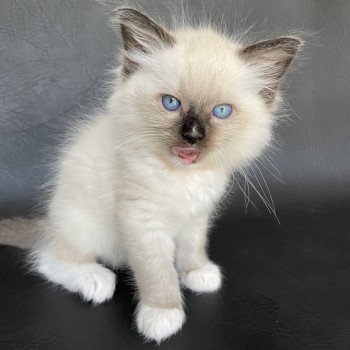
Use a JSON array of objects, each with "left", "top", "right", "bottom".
[{"left": 1, "top": 0, "right": 350, "bottom": 349}]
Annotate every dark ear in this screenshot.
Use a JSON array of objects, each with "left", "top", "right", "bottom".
[
  {"left": 117, "top": 8, "right": 174, "bottom": 52},
  {"left": 116, "top": 8, "right": 175, "bottom": 77},
  {"left": 240, "top": 37, "right": 302, "bottom": 105}
]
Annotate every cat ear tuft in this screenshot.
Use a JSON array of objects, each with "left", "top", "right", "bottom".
[
  {"left": 240, "top": 37, "right": 303, "bottom": 106},
  {"left": 116, "top": 8, "right": 175, "bottom": 53}
]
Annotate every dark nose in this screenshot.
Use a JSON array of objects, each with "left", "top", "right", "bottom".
[{"left": 180, "top": 117, "right": 205, "bottom": 144}]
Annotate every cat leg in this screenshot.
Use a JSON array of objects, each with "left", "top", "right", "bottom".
[
  {"left": 176, "top": 213, "right": 222, "bottom": 293},
  {"left": 123, "top": 222, "right": 185, "bottom": 343},
  {"left": 33, "top": 240, "right": 116, "bottom": 305}
]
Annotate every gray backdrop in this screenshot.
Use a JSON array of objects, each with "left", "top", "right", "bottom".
[{"left": 0, "top": 0, "right": 349, "bottom": 217}]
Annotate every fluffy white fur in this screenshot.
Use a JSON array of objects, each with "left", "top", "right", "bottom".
[
  {"left": 2, "top": 8, "right": 302, "bottom": 343},
  {"left": 181, "top": 261, "right": 222, "bottom": 293}
]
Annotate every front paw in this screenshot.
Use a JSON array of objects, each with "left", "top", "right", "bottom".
[
  {"left": 181, "top": 262, "right": 222, "bottom": 293},
  {"left": 136, "top": 303, "right": 185, "bottom": 343}
]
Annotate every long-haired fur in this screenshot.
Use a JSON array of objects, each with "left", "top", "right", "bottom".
[{"left": 0, "top": 6, "right": 303, "bottom": 343}]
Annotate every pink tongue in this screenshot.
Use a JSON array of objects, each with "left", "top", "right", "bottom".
[{"left": 171, "top": 147, "right": 199, "bottom": 165}]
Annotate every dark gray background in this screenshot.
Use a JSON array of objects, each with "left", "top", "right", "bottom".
[{"left": 1, "top": 0, "right": 349, "bottom": 217}]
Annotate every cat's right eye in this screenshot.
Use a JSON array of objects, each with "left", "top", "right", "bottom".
[{"left": 162, "top": 95, "right": 181, "bottom": 111}]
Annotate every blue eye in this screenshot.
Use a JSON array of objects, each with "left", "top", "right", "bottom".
[
  {"left": 162, "top": 95, "right": 181, "bottom": 111},
  {"left": 212, "top": 104, "right": 233, "bottom": 119}
]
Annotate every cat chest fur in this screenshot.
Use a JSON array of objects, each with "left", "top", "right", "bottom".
[
  {"left": 117, "top": 161, "right": 229, "bottom": 220},
  {"left": 158, "top": 171, "right": 228, "bottom": 217}
]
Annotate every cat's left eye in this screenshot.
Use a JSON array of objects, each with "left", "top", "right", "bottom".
[
  {"left": 162, "top": 95, "right": 181, "bottom": 111},
  {"left": 212, "top": 104, "right": 233, "bottom": 119}
]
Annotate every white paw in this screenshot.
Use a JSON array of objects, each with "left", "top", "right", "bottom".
[
  {"left": 181, "top": 262, "right": 222, "bottom": 293},
  {"left": 136, "top": 303, "right": 185, "bottom": 343},
  {"left": 75, "top": 265, "right": 116, "bottom": 304},
  {"left": 36, "top": 252, "right": 116, "bottom": 304}
]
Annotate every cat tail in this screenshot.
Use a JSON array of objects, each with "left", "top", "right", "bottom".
[{"left": 0, "top": 218, "right": 41, "bottom": 250}]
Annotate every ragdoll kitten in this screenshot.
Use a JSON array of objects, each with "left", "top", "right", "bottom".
[{"left": 0, "top": 8, "right": 302, "bottom": 343}]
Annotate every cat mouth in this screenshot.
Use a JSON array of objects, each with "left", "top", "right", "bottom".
[{"left": 171, "top": 146, "right": 199, "bottom": 165}]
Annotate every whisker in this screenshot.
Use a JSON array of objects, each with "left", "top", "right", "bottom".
[
  {"left": 250, "top": 165, "right": 275, "bottom": 212},
  {"left": 235, "top": 174, "right": 258, "bottom": 211},
  {"left": 242, "top": 171, "right": 280, "bottom": 224},
  {"left": 219, "top": 172, "right": 234, "bottom": 205},
  {"left": 255, "top": 158, "right": 286, "bottom": 184},
  {"left": 261, "top": 154, "right": 282, "bottom": 175},
  {"left": 254, "top": 164, "right": 276, "bottom": 214}
]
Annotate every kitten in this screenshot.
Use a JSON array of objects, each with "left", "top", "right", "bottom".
[{"left": 0, "top": 8, "right": 302, "bottom": 343}]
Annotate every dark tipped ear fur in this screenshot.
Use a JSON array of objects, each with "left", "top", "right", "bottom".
[
  {"left": 240, "top": 37, "right": 302, "bottom": 105},
  {"left": 117, "top": 8, "right": 175, "bottom": 77}
]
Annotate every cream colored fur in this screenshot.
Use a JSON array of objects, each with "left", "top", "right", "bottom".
[{"left": 0, "top": 8, "right": 302, "bottom": 343}]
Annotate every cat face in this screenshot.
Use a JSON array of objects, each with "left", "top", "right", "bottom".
[{"left": 113, "top": 8, "right": 302, "bottom": 172}]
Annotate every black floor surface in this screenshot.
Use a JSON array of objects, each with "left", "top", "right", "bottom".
[{"left": 2, "top": 204, "right": 350, "bottom": 350}]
